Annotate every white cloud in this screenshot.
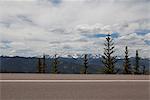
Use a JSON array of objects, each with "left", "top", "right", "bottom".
[{"left": 0, "top": 0, "right": 150, "bottom": 57}]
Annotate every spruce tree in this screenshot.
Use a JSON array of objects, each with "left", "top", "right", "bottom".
[
  {"left": 134, "top": 50, "right": 140, "bottom": 74},
  {"left": 123, "top": 46, "right": 131, "bottom": 74},
  {"left": 142, "top": 65, "right": 146, "bottom": 75},
  {"left": 102, "top": 34, "right": 117, "bottom": 74},
  {"left": 83, "top": 54, "right": 88, "bottom": 74},
  {"left": 38, "top": 58, "right": 42, "bottom": 73},
  {"left": 51, "top": 54, "right": 59, "bottom": 74},
  {"left": 42, "top": 55, "right": 46, "bottom": 73},
  {"left": 37, "top": 55, "right": 46, "bottom": 73}
]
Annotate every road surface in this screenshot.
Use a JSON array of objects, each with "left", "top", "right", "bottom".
[{"left": 0, "top": 74, "right": 150, "bottom": 100}]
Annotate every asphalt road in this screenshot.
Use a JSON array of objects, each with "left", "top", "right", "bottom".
[
  {"left": 0, "top": 74, "right": 150, "bottom": 100},
  {"left": 0, "top": 74, "right": 149, "bottom": 80}
]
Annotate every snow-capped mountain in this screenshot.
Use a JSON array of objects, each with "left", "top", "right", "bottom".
[{"left": 45, "top": 54, "right": 102, "bottom": 59}]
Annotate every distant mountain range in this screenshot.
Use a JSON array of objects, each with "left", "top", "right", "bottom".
[{"left": 0, "top": 56, "right": 149, "bottom": 74}]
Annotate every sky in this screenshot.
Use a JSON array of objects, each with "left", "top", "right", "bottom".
[{"left": 0, "top": 0, "right": 150, "bottom": 58}]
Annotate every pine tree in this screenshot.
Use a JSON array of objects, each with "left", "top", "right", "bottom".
[
  {"left": 134, "top": 50, "right": 140, "bottom": 74},
  {"left": 142, "top": 65, "right": 146, "bottom": 75},
  {"left": 83, "top": 54, "right": 88, "bottom": 74},
  {"left": 123, "top": 46, "right": 131, "bottom": 74},
  {"left": 42, "top": 55, "right": 46, "bottom": 73},
  {"left": 102, "top": 34, "right": 117, "bottom": 74},
  {"left": 37, "top": 55, "right": 46, "bottom": 73},
  {"left": 38, "top": 58, "right": 42, "bottom": 73},
  {"left": 51, "top": 54, "right": 59, "bottom": 74}
]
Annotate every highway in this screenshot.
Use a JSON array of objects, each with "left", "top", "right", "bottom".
[{"left": 0, "top": 74, "right": 149, "bottom": 100}]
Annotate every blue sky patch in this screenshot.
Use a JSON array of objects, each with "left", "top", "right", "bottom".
[
  {"left": 93, "top": 34, "right": 106, "bottom": 38},
  {"left": 86, "top": 32, "right": 119, "bottom": 38},
  {"left": 135, "top": 29, "right": 150, "bottom": 35},
  {"left": 111, "top": 32, "right": 119, "bottom": 38},
  {"left": 50, "top": 0, "right": 61, "bottom": 5},
  {"left": 144, "top": 40, "right": 150, "bottom": 45}
]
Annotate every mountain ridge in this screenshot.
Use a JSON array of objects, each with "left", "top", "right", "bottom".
[{"left": 0, "top": 56, "right": 149, "bottom": 74}]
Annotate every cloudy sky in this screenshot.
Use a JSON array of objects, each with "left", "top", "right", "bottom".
[{"left": 0, "top": 0, "right": 150, "bottom": 58}]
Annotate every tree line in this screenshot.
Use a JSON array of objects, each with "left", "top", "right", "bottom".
[{"left": 37, "top": 34, "right": 148, "bottom": 74}]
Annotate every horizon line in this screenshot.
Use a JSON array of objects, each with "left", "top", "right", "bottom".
[{"left": 0, "top": 55, "right": 150, "bottom": 59}]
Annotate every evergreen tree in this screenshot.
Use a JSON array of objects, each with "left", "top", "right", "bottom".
[
  {"left": 142, "top": 65, "right": 146, "bottom": 75},
  {"left": 42, "top": 55, "right": 46, "bottom": 73},
  {"left": 37, "top": 58, "right": 42, "bottom": 73},
  {"left": 102, "top": 34, "right": 117, "bottom": 74},
  {"left": 37, "top": 55, "right": 46, "bottom": 73},
  {"left": 123, "top": 46, "right": 131, "bottom": 74},
  {"left": 51, "top": 54, "right": 59, "bottom": 74},
  {"left": 134, "top": 50, "right": 140, "bottom": 74},
  {"left": 83, "top": 54, "right": 88, "bottom": 74}
]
